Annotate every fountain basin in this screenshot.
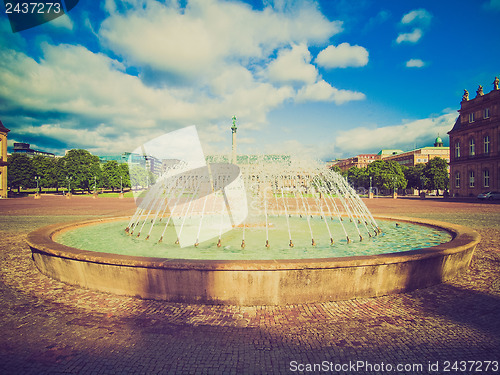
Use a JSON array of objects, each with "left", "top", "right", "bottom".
[{"left": 27, "top": 216, "right": 480, "bottom": 305}]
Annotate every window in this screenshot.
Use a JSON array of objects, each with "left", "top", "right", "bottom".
[
  {"left": 469, "top": 170, "right": 475, "bottom": 188},
  {"left": 484, "top": 108, "right": 490, "bottom": 119},
  {"left": 469, "top": 138, "right": 475, "bottom": 156},
  {"left": 484, "top": 135, "right": 490, "bottom": 154},
  {"left": 469, "top": 112, "right": 475, "bottom": 123},
  {"left": 455, "top": 172, "right": 460, "bottom": 188},
  {"left": 484, "top": 169, "right": 490, "bottom": 188},
  {"left": 455, "top": 142, "right": 460, "bottom": 158}
]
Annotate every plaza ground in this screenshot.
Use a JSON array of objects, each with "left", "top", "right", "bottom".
[{"left": 0, "top": 195, "right": 499, "bottom": 374}]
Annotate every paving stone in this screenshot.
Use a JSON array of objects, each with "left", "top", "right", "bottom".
[{"left": 0, "top": 196, "right": 499, "bottom": 374}]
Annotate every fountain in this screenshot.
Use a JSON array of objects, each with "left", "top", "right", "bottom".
[{"left": 27, "top": 127, "right": 480, "bottom": 305}]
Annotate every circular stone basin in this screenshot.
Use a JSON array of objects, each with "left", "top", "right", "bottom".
[{"left": 27, "top": 216, "right": 480, "bottom": 305}]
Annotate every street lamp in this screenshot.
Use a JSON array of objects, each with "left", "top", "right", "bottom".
[
  {"left": 120, "top": 176, "right": 123, "bottom": 194},
  {"left": 35, "top": 176, "right": 40, "bottom": 193},
  {"left": 93, "top": 176, "right": 97, "bottom": 194},
  {"left": 369, "top": 176, "right": 372, "bottom": 195},
  {"left": 66, "top": 176, "right": 72, "bottom": 194}
]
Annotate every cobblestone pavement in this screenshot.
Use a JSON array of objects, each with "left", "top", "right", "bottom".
[{"left": 0, "top": 196, "right": 499, "bottom": 374}]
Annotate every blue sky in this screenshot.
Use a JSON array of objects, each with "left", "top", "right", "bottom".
[{"left": 1, "top": 0, "right": 499, "bottom": 160}]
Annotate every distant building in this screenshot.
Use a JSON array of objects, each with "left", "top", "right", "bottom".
[
  {"left": 98, "top": 154, "right": 130, "bottom": 164},
  {"left": 448, "top": 77, "right": 500, "bottom": 197},
  {"left": 329, "top": 141, "right": 449, "bottom": 172},
  {"left": 328, "top": 154, "right": 380, "bottom": 172},
  {"left": 99, "top": 152, "right": 162, "bottom": 176},
  {"left": 0, "top": 120, "right": 9, "bottom": 198},
  {"left": 381, "top": 138, "right": 450, "bottom": 167},
  {"left": 377, "top": 149, "right": 404, "bottom": 158},
  {"left": 12, "top": 142, "right": 55, "bottom": 158}
]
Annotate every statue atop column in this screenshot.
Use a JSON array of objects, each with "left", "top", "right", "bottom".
[
  {"left": 476, "top": 85, "right": 484, "bottom": 97},
  {"left": 462, "top": 89, "right": 469, "bottom": 101},
  {"left": 494, "top": 76, "right": 499, "bottom": 91},
  {"left": 231, "top": 115, "right": 237, "bottom": 133}
]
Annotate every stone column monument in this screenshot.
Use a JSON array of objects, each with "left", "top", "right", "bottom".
[{"left": 231, "top": 115, "right": 237, "bottom": 164}]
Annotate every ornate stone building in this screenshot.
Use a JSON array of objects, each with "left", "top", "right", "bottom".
[
  {"left": 0, "top": 120, "right": 10, "bottom": 198},
  {"left": 448, "top": 77, "right": 500, "bottom": 197}
]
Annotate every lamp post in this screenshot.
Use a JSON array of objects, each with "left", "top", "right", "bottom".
[
  {"left": 66, "top": 176, "right": 72, "bottom": 194},
  {"left": 34, "top": 176, "right": 41, "bottom": 199},
  {"left": 369, "top": 176, "right": 373, "bottom": 199},
  {"left": 120, "top": 176, "right": 123, "bottom": 194},
  {"left": 420, "top": 176, "right": 425, "bottom": 199}
]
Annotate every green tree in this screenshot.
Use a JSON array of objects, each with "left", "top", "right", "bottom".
[
  {"left": 63, "top": 149, "right": 102, "bottom": 193},
  {"left": 129, "top": 165, "right": 148, "bottom": 189},
  {"left": 118, "top": 163, "right": 131, "bottom": 190},
  {"left": 329, "top": 165, "right": 342, "bottom": 174},
  {"left": 7, "top": 153, "right": 35, "bottom": 193},
  {"left": 345, "top": 166, "right": 367, "bottom": 188},
  {"left": 32, "top": 155, "right": 55, "bottom": 193},
  {"left": 423, "top": 157, "right": 449, "bottom": 193},
  {"left": 102, "top": 160, "right": 120, "bottom": 191},
  {"left": 53, "top": 157, "right": 67, "bottom": 192},
  {"left": 404, "top": 163, "right": 426, "bottom": 192},
  {"left": 366, "top": 160, "right": 407, "bottom": 192}
]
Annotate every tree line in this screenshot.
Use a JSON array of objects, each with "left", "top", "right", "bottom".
[
  {"left": 7, "top": 149, "right": 132, "bottom": 193},
  {"left": 331, "top": 157, "right": 449, "bottom": 194}
]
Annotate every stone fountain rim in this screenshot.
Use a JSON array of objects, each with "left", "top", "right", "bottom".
[{"left": 26, "top": 215, "right": 480, "bottom": 271}]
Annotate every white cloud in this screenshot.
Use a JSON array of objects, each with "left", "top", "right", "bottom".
[
  {"left": 406, "top": 59, "right": 425, "bottom": 68},
  {"left": 401, "top": 9, "right": 432, "bottom": 26},
  {"left": 396, "top": 28, "right": 423, "bottom": 44},
  {"left": 396, "top": 9, "right": 431, "bottom": 44},
  {"left": 315, "top": 43, "right": 369, "bottom": 68},
  {"left": 267, "top": 44, "right": 318, "bottom": 84},
  {"left": 0, "top": 43, "right": 294, "bottom": 154},
  {"left": 0, "top": 0, "right": 372, "bottom": 157},
  {"left": 47, "top": 14, "right": 74, "bottom": 30},
  {"left": 99, "top": 0, "right": 341, "bottom": 77},
  {"left": 333, "top": 112, "right": 456, "bottom": 156},
  {"left": 296, "top": 80, "right": 365, "bottom": 104}
]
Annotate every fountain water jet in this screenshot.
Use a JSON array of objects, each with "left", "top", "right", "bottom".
[{"left": 123, "top": 156, "right": 381, "bottom": 250}]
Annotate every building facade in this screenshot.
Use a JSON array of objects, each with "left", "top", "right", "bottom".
[
  {"left": 99, "top": 152, "right": 163, "bottom": 176},
  {"left": 381, "top": 138, "right": 449, "bottom": 167},
  {"left": 448, "top": 78, "right": 500, "bottom": 197},
  {"left": 0, "top": 120, "right": 9, "bottom": 198},
  {"left": 13, "top": 142, "right": 55, "bottom": 158},
  {"left": 328, "top": 154, "right": 381, "bottom": 172}
]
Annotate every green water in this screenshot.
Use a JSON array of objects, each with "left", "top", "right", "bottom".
[{"left": 55, "top": 217, "right": 452, "bottom": 260}]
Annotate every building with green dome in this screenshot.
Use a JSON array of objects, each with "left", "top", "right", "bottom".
[{"left": 380, "top": 139, "right": 449, "bottom": 168}]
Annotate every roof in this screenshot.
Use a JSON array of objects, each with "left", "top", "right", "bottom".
[
  {"left": 0, "top": 120, "right": 10, "bottom": 133},
  {"left": 449, "top": 115, "right": 461, "bottom": 133},
  {"left": 377, "top": 149, "right": 404, "bottom": 156}
]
